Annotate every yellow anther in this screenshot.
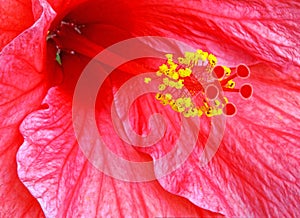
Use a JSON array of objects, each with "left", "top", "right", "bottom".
[
  {"left": 189, "top": 108, "right": 198, "bottom": 117},
  {"left": 216, "top": 108, "right": 223, "bottom": 115},
  {"left": 178, "top": 69, "right": 185, "bottom": 77},
  {"left": 164, "top": 68, "right": 174, "bottom": 78},
  {"left": 177, "top": 51, "right": 201, "bottom": 66},
  {"left": 163, "top": 78, "right": 169, "bottom": 85},
  {"left": 175, "top": 98, "right": 184, "bottom": 106},
  {"left": 223, "top": 66, "right": 231, "bottom": 76},
  {"left": 155, "top": 93, "right": 163, "bottom": 100},
  {"left": 169, "top": 63, "right": 178, "bottom": 71},
  {"left": 185, "top": 68, "right": 192, "bottom": 76},
  {"left": 194, "top": 52, "right": 201, "bottom": 61},
  {"left": 178, "top": 57, "right": 188, "bottom": 65},
  {"left": 226, "top": 80, "right": 235, "bottom": 88},
  {"left": 172, "top": 73, "right": 179, "bottom": 80},
  {"left": 177, "top": 105, "right": 185, "bottom": 113},
  {"left": 184, "top": 51, "right": 194, "bottom": 59},
  {"left": 205, "top": 107, "right": 222, "bottom": 117},
  {"left": 206, "top": 112, "right": 213, "bottom": 117},
  {"left": 170, "top": 100, "right": 179, "bottom": 112},
  {"left": 197, "top": 107, "right": 203, "bottom": 117},
  {"left": 184, "top": 52, "right": 195, "bottom": 66},
  {"left": 161, "top": 98, "right": 169, "bottom": 105},
  {"left": 208, "top": 54, "right": 217, "bottom": 66},
  {"left": 178, "top": 68, "right": 192, "bottom": 77},
  {"left": 205, "top": 107, "right": 216, "bottom": 117},
  {"left": 166, "top": 54, "right": 173, "bottom": 60},
  {"left": 184, "top": 97, "right": 192, "bottom": 107},
  {"left": 214, "top": 100, "right": 221, "bottom": 107},
  {"left": 158, "top": 84, "right": 166, "bottom": 91},
  {"left": 203, "top": 100, "right": 209, "bottom": 108},
  {"left": 156, "top": 71, "right": 163, "bottom": 76},
  {"left": 224, "top": 97, "right": 229, "bottom": 103},
  {"left": 172, "top": 105, "right": 179, "bottom": 112},
  {"left": 183, "top": 110, "right": 192, "bottom": 118},
  {"left": 169, "top": 81, "right": 176, "bottom": 87},
  {"left": 175, "top": 81, "right": 184, "bottom": 89},
  {"left": 159, "top": 64, "right": 168, "bottom": 72},
  {"left": 165, "top": 93, "right": 172, "bottom": 100},
  {"left": 200, "top": 105, "right": 207, "bottom": 112},
  {"left": 196, "top": 49, "right": 203, "bottom": 54},
  {"left": 167, "top": 59, "right": 173, "bottom": 65},
  {"left": 197, "top": 50, "right": 208, "bottom": 61},
  {"left": 144, "top": 77, "right": 151, "bottom": 84}
]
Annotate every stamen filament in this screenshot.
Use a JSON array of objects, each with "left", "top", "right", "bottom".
[
  {"left": 220, "top": 73, "right": 238, "bottom": 86},
  {"left": 56, "top": 26, "right": 103, "bottom": 59}
]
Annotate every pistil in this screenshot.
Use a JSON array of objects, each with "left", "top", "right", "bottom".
[{"left": 146, "top": 50, "right": 253, "bottom": 117}]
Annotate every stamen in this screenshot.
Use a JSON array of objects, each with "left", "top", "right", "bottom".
[
  {"left": 144, "top": 77, "right": 152, "bottom": 84},
  {"left": 146, "top": 50, "right": 252, "bottom": 118},
  {"left": 47, "top": 20, "right": 103, "bottom": 65}
]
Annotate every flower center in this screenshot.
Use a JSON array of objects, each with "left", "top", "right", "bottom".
[
  {"left": 146, "top": 50, "right": 253, "bottom": 117},
  {"left": 47, "top": 20, "right": 104, "bottom": 65}
]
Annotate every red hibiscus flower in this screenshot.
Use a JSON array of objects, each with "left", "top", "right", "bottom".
[{"left": 1, "top": 0, "right": 299, "bottom": 217}]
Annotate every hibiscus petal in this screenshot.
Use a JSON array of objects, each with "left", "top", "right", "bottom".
[
  {"left": 0, "top": 0, "right": 56, "bottom": 216},
  {"left": 15, "top": 0, "right": 300, "bottom": 217},
  {"left": 0, "top": 0, "right": 34, "bottom": 50},
  {"left": 59, "top": 0, "right": 300, "bottom": 69},
  {"left": 17, "top": 85, "right": 222, "bottom": 217},
  {"left": 129, "top": 0, "right": 300, "bottom": 69}
]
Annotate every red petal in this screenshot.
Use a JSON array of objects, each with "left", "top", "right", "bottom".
[
  {"left": 0, "top": 0, "right": 56, "bottom": 216},
  {"left": 11, "top": 0, "right": 300, "bottom": 217},
  {"left": 138, "top": 1, "right": 299, "bottom": 70},
  {"left": 0, "top": 0, "right": 34, "bottom": 50},
  {"left": 17, "top": 87, "right": 221, "bottom": 217},
  {"left": 61, "top": 0, "right": 300, "bottom": 70}
]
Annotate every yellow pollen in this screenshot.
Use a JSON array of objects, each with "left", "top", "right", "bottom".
[
  {"left": 159, "top": 64, "right": 168, "bottom": 72},
  {"left": 208, "top": 54, "right": 217, "bottom": 66},
  {"left": 223, "top": 66, "right": 231, "bottom": 76},
  {"left": 148, "top": 49, "right": 247, "bottom": 118},
  {"left": 155, "top": 93, "right": 163, "bottom": 100},
  {"left": 165, "top": 54, "right": 173, "bottom": 60},
  {"left": 197, "top": 50, "right": 208, "bottom": 61},
  {"left": 214, "top": 100, "right": 221, "bottom": 107},
  {"left": 163, "top": 78, "right": 169, "bottom": 85},
  {"left": 144, "top": 77, "right": 151, "bottom": 84},
  {"left": 172, "top": 73, "right": 179, "bottom": 80},
  {"left": 165, "top": 93, "right": 172, "bottom": 100},
  {"left": 156, "top": 71, "right": 163, "bottom": 76},
  {"left": 226, "top": 80, "right": 236, "bottom": 88},
  {"left": 224, "top": 97, "right": 229, "bottom": 103},
  {"left": 158, "top": 84, "right": 166, "bottom": 91}
]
